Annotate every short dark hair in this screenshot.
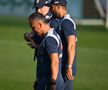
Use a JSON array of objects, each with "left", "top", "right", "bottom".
[{"left": 29, "top": 12, "right": 49, "bottom": 24}]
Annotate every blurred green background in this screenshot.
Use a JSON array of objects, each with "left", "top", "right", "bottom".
[{"left": 0, "top": 16, "right": 108, "bottom": 90}]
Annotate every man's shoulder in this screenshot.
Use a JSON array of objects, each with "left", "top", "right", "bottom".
[
  {"left": 61, "top": 14, "right": 76, "bottom": 30},
  {"left": 44, "top": 29, "right": 60, "bottom": 46}
]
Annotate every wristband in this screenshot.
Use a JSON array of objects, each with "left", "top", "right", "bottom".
[
  {"left": 67, "top": 65, "right": 72, "bottom": 68},
  {"left": 50, "top": 79, "right": 56, "bottom": 85}
]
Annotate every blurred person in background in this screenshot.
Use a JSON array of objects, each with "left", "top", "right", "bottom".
[{"left": 50, "top": 0, "right": 77, "bottom": 90}]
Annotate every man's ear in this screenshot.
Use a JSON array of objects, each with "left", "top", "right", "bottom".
[
  {"left": 57, "top": 5, "right": 60, "bottom": 9},
  {"left": 37, "top": 21, "right": 42, "bottom": 28},
  {"left": 39, "top": 21, "right": 44, "bottom": 29}
]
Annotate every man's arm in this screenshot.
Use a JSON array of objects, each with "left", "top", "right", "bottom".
[
  {"left": 49, "top": 53, "right": 59, "bottom": 81},
  {"left": 49, "top": 53, "right": 59, "bottom": 90},
  {"left": 45, "top": 37, "right": 59, "bottom": 80},
  {"left": 61, "top": 19, "right": 77, "bottom": 80},
  {"left": 66, "top": 35, "right": 76, "bottom": 80},
  {"left": 24, "top": 31, "right": 39, "bottom": 48},
  {"left": 45, "top": 37, "right": 59, "bottom": 90}
]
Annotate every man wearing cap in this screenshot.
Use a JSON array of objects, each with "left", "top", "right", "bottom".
[{"left": 50, "top": 0, "right": 77, "bottom": 90}]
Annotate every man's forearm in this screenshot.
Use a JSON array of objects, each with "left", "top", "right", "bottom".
[
  {"left": 67, "top": 45, "right": 75, "bottom": 67},
  {"left": 50, "top": 53, "right": 59, "bottom": 80},
  {"left": 67, "top": 36, "right": 76, "bottom": 67}
]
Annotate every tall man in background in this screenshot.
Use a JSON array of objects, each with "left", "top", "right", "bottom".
[{"left": 50, "top": 0, "right": 77, "bottom": 90}]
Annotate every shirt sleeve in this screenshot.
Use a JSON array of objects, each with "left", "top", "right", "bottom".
[
  {"left": 45, "top": 37, "right": 58, "bottom": 55},
  {"left": 61, "top": 19, "right": 76, "bottom": 38}
]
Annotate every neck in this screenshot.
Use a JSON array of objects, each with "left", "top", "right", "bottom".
[
  {"left": 59, "top": 7, "right": 67, "bottom": 18},
  {"left": 44, "top": 6, "right": 50, "bottom": 16},
  {"left": 60, "top": 9, "right": 67, "bottom": 18},
  {"left": 43, "top": 25, "right": 52, "bottom": 35}
]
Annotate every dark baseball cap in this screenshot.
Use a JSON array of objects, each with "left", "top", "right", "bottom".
[
  {"left": 33, "top": 0, "right": 50, "bottom": 9},
  {"left": 50, "top": 0, "right": 67, "bottom": 6}
]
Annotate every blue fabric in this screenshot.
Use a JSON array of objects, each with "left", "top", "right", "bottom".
[
  {"left": 45, "top": 37, "right": 58, "bottom": 54},
  {"left": 64, "top": 80, "right": 73, "bottom": 90},
  {"left": 55, "top": 14, "right": 77, "bottom": 90},
  {"left": 36, "top": 29, "right": 63, "bottom": 90},
  {"left": 61, "top": 19, "right": 76, "bottom": 37},
  {"left": 49, "top": 17, "right": 59, "bottom": 29},
  {"left": 32, "top": 32, "right": 43, "bottom": 45}
]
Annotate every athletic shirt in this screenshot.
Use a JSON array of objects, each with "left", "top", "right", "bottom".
[
  {"left": 55, "top": 14, "right": 77, "bottom": 76},
  {"left": 36, "top": 29, "right": 62, "bottom": 78}
]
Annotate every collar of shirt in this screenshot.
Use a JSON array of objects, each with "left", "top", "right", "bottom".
[
  {"left": 64, "top": 14, "right": 70, "bottom": 18},
  {"left": 60, "top": 13, "right": 70, "bottom": 21},
  {"left": 45, "top": 11, "right": 53, "bottom": 20},
  {"left": 45, "top": 28, "right": 54, "bottom": 37}
]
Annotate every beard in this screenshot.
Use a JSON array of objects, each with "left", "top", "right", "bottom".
[{"left": 52, "top": 12, "right": 60, "bottom": 18}]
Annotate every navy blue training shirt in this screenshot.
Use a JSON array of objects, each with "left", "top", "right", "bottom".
[
  {"left": 36, "top": 29, "right": 62, "bottom": 78},
  {"left": 56, "top": 14, "right": 77, "bottom": 76},
  {"left": 32, "top": 11, "right": 59, "bottom": 60}
]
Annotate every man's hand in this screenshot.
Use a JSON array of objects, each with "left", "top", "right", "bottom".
[
  {"left": 50, "top": 84, "right": 56, "bottom": 90},
  {"left": 50, "top": 79, "right": 56, "bottom": 90},
  {"left": 24, "top": 32, "right": 38, "bottom": 48},
  {"left": 24, "top": 32, "right": 33, "bottom": 42},
  {"left": 33, "top": 80, "right": 37, "bottom": 90},
  {"left": 66, "top": 67, "right": 74, "bottom": 80},
  {"left": 27, "top": 41, "right": 38, "bottom": 49}
]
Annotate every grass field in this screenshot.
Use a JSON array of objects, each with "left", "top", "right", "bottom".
[{"left": 0, "top": 17, "right": 108, "bottom": 90}]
